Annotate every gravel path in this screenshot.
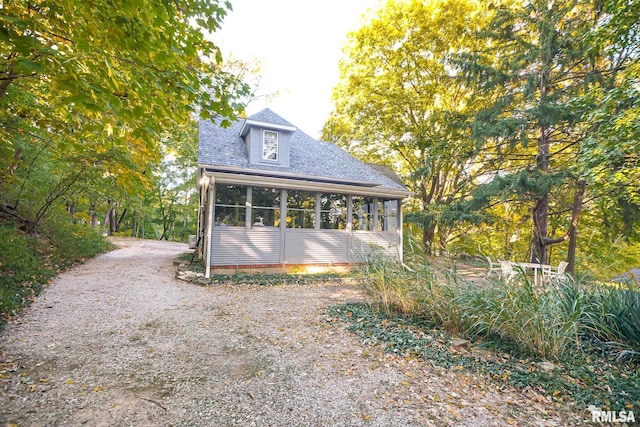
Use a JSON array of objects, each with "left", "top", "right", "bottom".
[{"left": 1, "top": 239, "right": 576, "bottom": 426}]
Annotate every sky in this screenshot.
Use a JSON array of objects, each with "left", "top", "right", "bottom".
[{"left": 213, "top": 0, "right": 381, "bottom": 138}]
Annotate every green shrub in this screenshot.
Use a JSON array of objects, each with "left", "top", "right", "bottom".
[
  {"left": 0, "top": 224, "right": 45, "bottom": 318},
  {"left": 0, "top": 218, "right": 111, "bottom": 324},
  {"left": 461, "top": 277, "right": 591, "bottom": 358},
  {"left": 44, "top": 216, "right": 112, "bottom": 269}
]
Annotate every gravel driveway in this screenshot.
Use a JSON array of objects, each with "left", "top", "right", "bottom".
[{"left": 1, "top": 239, "right": 574, "bottom": 426}]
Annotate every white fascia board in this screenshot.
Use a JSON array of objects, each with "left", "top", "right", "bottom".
[
  {"left": 199, "top": 164, "right": 379, "bottom": 187},
  {"left": 239, "top": 120, "right": 297, "bottom": 136},
  {"left": 202, "top": 170, "right": 412, "bottom": 199}
]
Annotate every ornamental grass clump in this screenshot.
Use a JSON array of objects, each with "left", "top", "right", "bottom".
[
  {"left": 589, "top": 282, "right": 640, "bottom": 359},
  {"left": 354, "top": 250, "right": 432, "bottom": 316},
  {"left": 459, "top": 276, "right": 595, "bottom": 359}
]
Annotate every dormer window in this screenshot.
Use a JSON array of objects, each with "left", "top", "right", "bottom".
[{"left": 262, "top": 130, "right": 278, "bottom": 161}]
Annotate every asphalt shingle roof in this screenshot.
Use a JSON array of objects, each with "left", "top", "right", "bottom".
[{"left": 198, "top": 108, "right": 407, "bottom": 192}]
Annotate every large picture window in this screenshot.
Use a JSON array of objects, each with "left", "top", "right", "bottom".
[
  {"left": 320, "top": 194, "right": 347, "bottom": 229},
  {"left": 352, "top": 196, "right": 375, "bottom": 231},
  {"left": 252, "top": 187, "right": 280, "bottom": 228},
  {"left": 287, "top": 190, "right": 316, "bottom": 228},
  {"left": 262, "top": 130, "right": 278, "bottom": 161},
  {"left": 214, "top": 185, "right": 247, "bottom": 227}
]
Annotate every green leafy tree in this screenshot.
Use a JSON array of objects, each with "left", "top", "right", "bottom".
[
  {"left": 324, "top": 0, "right": 490, "bottom": 254},
  {"left": 460, "top": 0, "right": 639, "bottom": 270},
  {"left": 0, "top": 0, "right": 249, "bottom": 232}
]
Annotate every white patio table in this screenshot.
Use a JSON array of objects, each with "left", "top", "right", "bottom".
[{"left": 513, "top": 262, "right": 549, "bottom": 287}]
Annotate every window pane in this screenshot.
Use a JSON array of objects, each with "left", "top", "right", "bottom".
[
  {"left": 252, "top": 187, "right": 281, "bottom": 227},
  {"left": 352, "top": 196, "right": 375, "bottom": 231},
  {"left": 287, "top": 190, "right": 316, "bottom": 229},
  {"left": 262, "top": 130, "right": 278, "bottom": 161},
  {"left": 378, "top": 199, "right": 398, "bottom": 232},
  {"left": 214, "top": 185, "right": 247, "bottom": 226},
  {"left": 215, "top": 185, "right": 247, "bottom": 206},
  {"left": 320, "top": 193, "right": 347, "bottom": 229},
  {"left": 252, "top": 208, "right": 280, "bottom": 227},
  {"left": 215, "top": 206, "right": 246, "bottom": 227}
]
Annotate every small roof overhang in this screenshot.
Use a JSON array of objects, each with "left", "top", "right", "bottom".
[{"left": 239, "top": 120, "right": 297, "bottom": 137}]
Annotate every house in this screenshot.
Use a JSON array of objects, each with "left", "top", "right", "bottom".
[{"left": 196, "top": 108, "right": 410, "bottom": 276}]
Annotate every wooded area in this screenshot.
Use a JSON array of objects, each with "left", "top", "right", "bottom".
[
  {"left": 324, "top": 0, "right": 639, "bottom": 278},
  {"left": 1, "top": 0, "right": 248, "bottom": 240},
  {"left": 1, "top": 0, "right": 638, "bottom": 289}
]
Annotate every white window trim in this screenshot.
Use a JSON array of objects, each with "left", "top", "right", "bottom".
[{"left": 262, "top": 130, "right": 279, "bottom": 162}]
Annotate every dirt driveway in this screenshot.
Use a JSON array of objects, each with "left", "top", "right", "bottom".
[{"left": 1, "top": 239, "right": 574, "bottom": 426}]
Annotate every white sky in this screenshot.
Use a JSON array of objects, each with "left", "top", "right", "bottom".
[{"left": 214, "top": 0, "right": 381, "bottom": 138}]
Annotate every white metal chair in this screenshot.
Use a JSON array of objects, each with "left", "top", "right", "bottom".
[
  {"left": 543, "top": 261, "right": 569, "bottom": 281},
  {"left": 500, "top": 261, "right": 517, "bottom": 284},
  {"left": 485, "top": 256, "right": 501, "bottom": 278}
]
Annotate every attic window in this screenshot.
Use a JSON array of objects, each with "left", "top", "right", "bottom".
[{"left": 262, "top": 130, "right": 278, "bottom": 161}]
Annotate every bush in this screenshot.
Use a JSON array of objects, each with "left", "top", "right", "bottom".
[
  {"left": 44, "top": 215, "right": 113, "bottom": 269},
  {"left": 0, "top": 224, "right": 48, "bottom": 319},
  {"left": 0, "top": 218, "right": 112, "bottom": 324}
]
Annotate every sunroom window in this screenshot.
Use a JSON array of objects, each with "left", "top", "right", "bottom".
[
  {"left": 320, "top": 194, "right": 347, "bottom": 229},
  {"left": 214, "top": 185, "right": 247, "bottom": 227},
  {"left": 252, "top": 187, "right": 280, "bottom": 228},
  {"left": 287, "top": 190, "right": 316, "bottom": 228},
  {"left": 352, "top": 196, "right": 375, "bottom": 231},
  {"left": 377, "top": 199, "right": 398, "bottom": 232}
]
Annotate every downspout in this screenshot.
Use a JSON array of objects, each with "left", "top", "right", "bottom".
[
  {"left": 397, "top": 199, "right": 414, "bottom": 272},
  {"left": 205, "top": 176, "right": 215, "bottom": 279}
]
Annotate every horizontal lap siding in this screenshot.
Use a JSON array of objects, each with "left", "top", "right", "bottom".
[
  {"left": 351, "top": 232, "right": 400, "bottom": 261},
  {"left": 284, "top": 229, "right": 349, "bottom": 264},
  {"left": 211, "top": 228, "right": 280, "bottom": 265}
]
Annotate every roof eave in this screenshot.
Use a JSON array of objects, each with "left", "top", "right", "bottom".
[
  {"left": 200, "top": 164, "right": 384, "bottom": 188},
  {"left": 200, "top": 168, "right": 411, "bottom": 199},
  {"left": 239, "top": 119, "right": 298, "bottom": 137}
]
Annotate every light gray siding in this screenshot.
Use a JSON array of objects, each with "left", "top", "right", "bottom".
[
  {"left": 210, "top": 226, "right": 400, "bottom": 266},
  {"left": 284, "top": 229, "right": 350, "bottom": 264},
  {"left": 247, "top": 126, "right": 292, "bottom": 168},
  {"left": 211, "top": 227, "right": 281, "bottom": 265}
]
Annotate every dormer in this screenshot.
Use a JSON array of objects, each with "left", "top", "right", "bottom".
[{"left": 239, "top": 109, "right": 297, "bottom": 168}]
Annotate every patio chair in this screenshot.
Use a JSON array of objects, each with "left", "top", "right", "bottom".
[
  {"left": 500, "top": 261, "right": 517, "bottom": 284},
  {"left": 542, "top": 261, "right": 569, "bottom": 281},
  {"left": 485, "top": 256, "right": 501, "bottom": 278}
]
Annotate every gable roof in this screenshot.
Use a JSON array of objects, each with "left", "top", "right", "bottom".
[{"left": 198, "top": 108, "right": 409, "bottom": 195}]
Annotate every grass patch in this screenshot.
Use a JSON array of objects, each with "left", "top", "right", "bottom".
[
  {"left": 328, "top": 302, "right": 640, "bottom": 410},
  {"left": 0, "top": 219, "right": 112, "bottom": 326}
]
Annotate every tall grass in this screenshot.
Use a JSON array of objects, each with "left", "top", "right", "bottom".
[{"left": 355, "top": 252, "right": 640, "bottom": 360}]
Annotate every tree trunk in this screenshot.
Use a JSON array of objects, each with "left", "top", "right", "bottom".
[
  {"left": 66, "top": 201, "right": 76, "bottom": 218},
  {"left": 566, "top": 181, "right": 587, "bottom": 273},
  {"left": 115, "top": 208, "right": 127, "bottom": 232},
  {"left": 423, "top": 226, "right": 435, "bottom": 255}
]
